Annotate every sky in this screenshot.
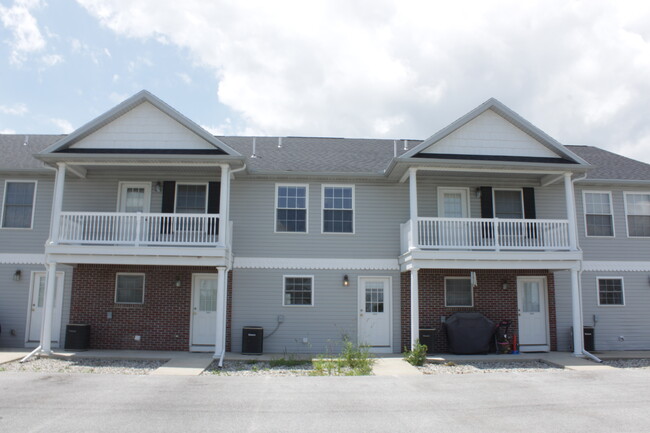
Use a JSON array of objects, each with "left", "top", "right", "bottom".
[{"left": 1, "top": 0, "right": 650, "bottom": 162}]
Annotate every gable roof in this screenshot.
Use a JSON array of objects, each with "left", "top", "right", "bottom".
[
  {"left": 567, "top": 145, "right": 650, "bottom": 182},
  {"left": 400, "top": 98, "right": 590, "bottom": 166},
  {"left": 40, "top": 90, "right": 242, "bottom": 157},
  {"left": 0, "top": 134, "right": 64, "bottom": 171}
]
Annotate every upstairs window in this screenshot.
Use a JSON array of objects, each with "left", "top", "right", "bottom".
[
  {"left": 493, "top": 189, "right": 523, "bottom": 219},
  {"left": 597, "top": 278, "right": 624, "bottom": 306},
  {"left": 276, "top": 185, "right": 308, "bottom": 232},
  {"left": 2, "top": 181, "right": 36, "bottom": 228},
  {"left": 625, "top": 193, "right": 650, "bottom": 237},
  {"left": 584, "top": 192, "right": 614, "bottom": 237},
  {"left": 322, "top": 185, "right": 354, "bottom": 233},
  {"left": 175, "top": 184, "right": 207, "bottom": 214}
]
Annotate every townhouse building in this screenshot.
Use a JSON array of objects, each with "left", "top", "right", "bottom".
[{"left": 1, "top": 91, "right": 648, "bottom": 359}]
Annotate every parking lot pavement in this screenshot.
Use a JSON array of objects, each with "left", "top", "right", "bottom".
[{"left": 1, "top": 368, "right": 650, "bottom": 433}]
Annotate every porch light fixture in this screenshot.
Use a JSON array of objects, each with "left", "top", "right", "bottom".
[
  {"left": 175, "top": 276, "right": 182, "bottom": 287},
  {"left": 470, "top": 272, "right": 478, "bottom": 289},
  {"left": 343, "top": 275, "right": 350, "bottom": 287},
  {"left": 154, "top": 182, "right": 162, "bottom": 193},
  {"left": 475, "top": 188, "right": 481, "bottom": 198},
  {"left": 13, "top": 269, "right": 21, "bottom": 281},
  {"left": 502, "top": 279, "right": 509, "bottom": 290}
]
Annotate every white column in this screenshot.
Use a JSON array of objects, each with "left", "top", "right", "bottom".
[
  {"left": 219, "top": 165, "right": 231, "bottom": 248},
  {"left": 41, "top": 262, "right": 58, "bottom": 354},
  {"left": 410, "top": 268, "right": 419, "bottom": 350},
  {"left": 49, "top": 163, "right": 67, "bottom": 244},
  {"left": 564, "top": 172, "right": 578, "bottom": 250},
  {"left": 214, "top": 266, "right": 228, "bottom": 358},
  {"left": 409, "top": 168, "right": 418, "bottom": 250},
  {"left": 570, "top": 268, "right": 584, "bottom": 355}
]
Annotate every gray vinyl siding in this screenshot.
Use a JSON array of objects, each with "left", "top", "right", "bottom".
[
  {"left": 0, "top": 264, "right": 72, "bottom": 348},
  {"left": 230, "top": 178, "right": 408, "bottom": 258},
  {"left": 575, "top": 184, "right": 650, "bottom": 261},
  {"left": 0, "top": 173, "right": 54, "bottom": 254},
  {"left": 231, "top": 268, "right": 401, "bottom": 354}
]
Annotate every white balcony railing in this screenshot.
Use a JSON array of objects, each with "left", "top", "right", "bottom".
[
  {"left": 57, "top": 212, "right": 222, "bottom": 247},
  {"left": 403, "top": 217, "right": 571, "bottom": 251}
]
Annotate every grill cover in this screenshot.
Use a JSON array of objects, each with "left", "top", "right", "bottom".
[{"left": 444, "top": 313, "right": 495, "bottom": 354}]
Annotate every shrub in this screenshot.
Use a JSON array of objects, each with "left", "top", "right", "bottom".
[{"left": 404, "top": 340, "right": 428, "bottom": 366}]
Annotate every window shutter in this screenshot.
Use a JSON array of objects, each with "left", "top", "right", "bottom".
[
  {"left": 523, "top": 187, "right": 536, "bottom": 219},
  {"left": 480, "top": 187, "right": 493, "bottom": 218},
  {"left": 207, "top": 182, "right": 221, "bottom": 235},
  {"left": 161, "top": 181, "right": 176, "bottom": 234}
]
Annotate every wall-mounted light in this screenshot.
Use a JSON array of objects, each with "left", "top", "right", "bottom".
[
  {"left": 475, "top": 188, "right": 481, "bottom": 198},
  {"left": 470, "top": 271, "right": 477, "bottom": 289},
  {"left": 154, "top": 182, "right": 162, "bottom": 193},
  {"left": 175, "top": 276, "right": 182, "bottom": 288},
  {"left": 502, "top": 279, "right": 509, "bottom": 290},
  {"left": 13, "top": 270, "right": 21, "bottom": 281},
  {"left": 343, "top": 275, "right": 350, "bottom": 287}
]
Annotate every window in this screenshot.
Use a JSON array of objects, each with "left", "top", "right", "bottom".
[
  {"left": 445, "top": 277, "right": 473, "bottom": 307},
  {"left": 597, "top": 278, "right": 624, "bottom": 306},
  {"left": 493, "top": 189, "right": 523, "bottom": 219},
  {"left": 115, "top": 273, "right": 145, "bottom": 304},
  {"left": 276, "top": 184, "right": 308, "bottom": 232},
  {"left": 322, "top": 185, "right": 354, "bottom": 233},
  {"left": 2, "top": 181, "right": 36, "bottom": 228},
  {"left": 283, "top": 276, "right": 313, "bottom": 306},
  {"left": 584, "top": 192, "right": 614, "bottom": 237},
  {"left": 175, "top": 184, "right": 207, "bottom": 213},
  {"left": 625, "top": 193, "right": 650, "bottom": 237}
]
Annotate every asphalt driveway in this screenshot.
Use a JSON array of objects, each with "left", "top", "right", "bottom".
[{"left": 1, "top": 369, "right": 649, "bottom": 433}]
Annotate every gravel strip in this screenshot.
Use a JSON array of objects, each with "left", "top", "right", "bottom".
[
  {"left": 602, "top": 359, "right": 650, "bottom": 369},
  {"left": 419, "top": 360, "right": 564, "bottom": 375},
  {"left": 202, "top": 360, "right": 314, "bottom": 376},
  {"left": 0, "top": 357, "right": 166, "bottom": 375}
]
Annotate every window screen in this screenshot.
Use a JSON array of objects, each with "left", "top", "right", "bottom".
[
  {"left": 323, "top": 186, "right": 353, "bottom": 233},
  {"left": 2, "top": 182, "right": 36, "bottom": 228}
]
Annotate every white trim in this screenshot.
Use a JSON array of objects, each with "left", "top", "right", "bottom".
[
  {"left": 444, "top": 276, "right": 474, "bottom": 307},
  {"left": 357, "top": 276, "right": 393, "bottom": 352},
  {"left": 1, "top": 179, "right": 38, "bottom": 230},
  {"left": 437, "top": 187, "right": 470, "bottom": 218},
  {"left": 114, "top": 272, "right": 146, "bottom": 304},
  {"left": 275, "top": 183, "right": 309, "bottom": 234},
  {"left": 321, "top": 184, "right": 355, "bottom": 234},
  {"left": 493, "top": 187, "right": 524, "bottom": 219},
  {"left": 516, "top": 275, "right": 550, "bottom": 352},
  {"left": 282, "top": 274, "right": 314, "bottom": 307},
  {"left": 583, "top": 261, "right": 650, "bottom": 272},
  {"left": 623, "top": 191, "right": 650, "bottom": 238},
  {"left": 234, "top": 257, "right": 399, "bottom": 270},
  {"left": 117, "top": 181, "right": 152, "bottom": 213},
  {"left": 596, "top": 276, "right": 625, "bottom": 307},
  {"left": 25, "top": 270, "right": 65, "bottom": 346},
  {"left": 582, "top": 190, "right": 615, "bottom": 238},
  {"left": 175, "top": 182, "right": 209, "bottom": 214},
  {"left": 0, "top": 253, "right": 45, "bottom": 264},
  {"left": 189, "top": 272, "right": 219, "bottom": 351}
]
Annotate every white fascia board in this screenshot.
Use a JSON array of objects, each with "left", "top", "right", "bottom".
[
  {"left": 45, "top": 244, "right": 228, "bottom": 258},
  {"left": 0, "top": 253, "right": 45, "bottom": 264},
  {"left": 234, "top": 257, "right": 399, "bottom": 271},
  {"left": 400, "top": 250, "right": 582, "bottom": 271},
  {"left": 582, "top": 261, "right": 650, "bottom": 272},
  {"left": 575, "top": 179, "right": 650, "bottom": 186},
  {"left": 46, "top": 253, "right": 229, "bottom": 267}
]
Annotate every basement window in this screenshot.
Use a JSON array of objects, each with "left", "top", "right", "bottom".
[{"left": 115, "top": 273, "right": 145, "bottom": 304}]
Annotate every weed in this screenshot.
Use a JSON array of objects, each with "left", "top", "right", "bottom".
[
  {"left": 403, "top": 340, "right": 428, "bottom": 366},
  {"left": 269, "top": 356, "right": 311, "bottom": 368},
  {"left": 312, "top": 339, "right": 374, "bottom": 376}
]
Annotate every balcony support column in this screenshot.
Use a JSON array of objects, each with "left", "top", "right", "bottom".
[
  {"left": 214, "top": 266, "right": 228, "bottom": 358},
  {"left": 410, "top": 268, "right": 419, "bottom": 350},
  {"left": 49, "top": 163, "right": 66, "bottom": 245},
  {"left": 41, "top": 261, "right": 58, "bottom": 354},
  {"left": 570, "top": 268, "right": 584, "bottom": 356},
  {"left": 564, "top": 173, "right": 578, "bottom": 250},
  {"left": 409, "top": 168, "right": 418, "bottom": 250},
  {"left": 219, "top": 165, "right": 231, "bottom": 248}
]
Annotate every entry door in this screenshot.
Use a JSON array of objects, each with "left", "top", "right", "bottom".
[
  {"left": 517, "top": 277, "right": 549, "bottom": 352},
  {"left": 438, "top": 188, "right": 470, "bottom": 245},
  {"left": 27, "top": 272, "right": 64, "bottom": 345},
  {"left": 118, "top": 182, "right": 151, "bottom": 213},
  {"left": 358, "top": 277, "right": 391, "bottom": 351},
  {"left": 191, "top": 274, "right": 218, "bottom": 350}
]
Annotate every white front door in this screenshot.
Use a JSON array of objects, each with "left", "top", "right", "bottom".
[
  {"left": 118, "top": 182, "right": 151, "bottom": 213},
  {"left": 358, "top": 277, "right": 391, "bottom": 352},
  {"left": 517, "top": 276, "right": 549, "bottom": 352},
  {"left": 26, "top": 272, "right": 64, "bottom": 346},
  {"left": 190, "top": 274, "right": 218, "bottom": 351},
  {"left": 438, "top": 188, "right": 469, "bottom": 218}
]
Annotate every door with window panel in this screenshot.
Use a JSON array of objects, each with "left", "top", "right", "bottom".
[
  {"left": 358, "top": 277, "right": 391, "bottom": 350},
  {"left": 191, "top": 274, "right": 218, "bottom": 349},
  {"left": 438, "top": 188, "right": 469, "bottom": 246},
  {"left": 118, "top": 183, "right": 151, "bottom": 242}
]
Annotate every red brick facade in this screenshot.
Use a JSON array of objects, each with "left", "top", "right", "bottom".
[
  {"left": 69, "top": 264, "right": 232, "bottom": 351},
  {"left": 401, "top": 269, "right": 556, "bottom": 353}
]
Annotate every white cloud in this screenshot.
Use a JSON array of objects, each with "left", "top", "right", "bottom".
[
  {"left": 0, "top": 128, "right": 17, "bottom": 134},
  {"left": 177, "top": 72, "right": 192, "bottom": 85},
  {"left": 77, "top": 0, "right": 650, "bottom": 160},
  {"left": 0, "top": 0, "right": 46, "bottom": 65},
  {"left": 41, "top": 53, "right": 63, "bottom": 66},
  {"left": 50, "top": 118, "right": 74, "bottom": 133},
  {"left": 0, "top": 103, "right": 28, "bottom": 115}
]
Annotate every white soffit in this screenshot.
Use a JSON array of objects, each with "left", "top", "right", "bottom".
[
  {"left": 582, "top": 261, "right": 650, "bottom": 272},
  {"left": 234, "top": 257, "right": 400, "bottom": 271},
  {"left": 420, "top": 110, "right": 561, "bottom": 159},
  {"left": 70, "top": 102, "right": 216, "bottom": 150},
  {"left": 0, "top": 254, "right": 45, "bottom": 265}
]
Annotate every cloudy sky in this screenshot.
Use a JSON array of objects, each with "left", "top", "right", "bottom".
[{"left": 1, "top": 0, "right": 650, "bottom": 162}]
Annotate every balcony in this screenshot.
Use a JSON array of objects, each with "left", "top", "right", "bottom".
[{"left": 401, "top": 217, "right": 571, "bottom": 252}]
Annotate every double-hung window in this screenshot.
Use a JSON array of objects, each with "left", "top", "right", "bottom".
[
  {"left": 322, "top": 185, "right": 354, "bottom": 233},
  {"left": 2, "top": 181, "right": 37, "bottom": 229},
  {"left": 445, "top": 277, "right": 473, "bottom": 307},
  {"left": 283, "top": 276, "right": 313, "bottom": 306},
  {"left": 276, "top": 184, "right": 308, "bottom": 232},
  {"left": 115, "top": 273, "right": 145, "bottom": 304},
  {"left": 624, "top": 193, "right": 650, "bottom": 237},
  {"left": 597, "top": 277, "right": 624, "bottom": 306},
  {"left": 493, "top": 189, "right": 524, "bottom": 219},
  {"left": 584, "top": 192, "right": 614, "bottom": 237},
  {"left": 175, "top": 184, "right": 208, "bottom": 214}
]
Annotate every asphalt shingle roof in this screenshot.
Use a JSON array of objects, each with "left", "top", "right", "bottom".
[
  {"left": 0, "top": 135, "right": 64, "bottom": 171},
  {"left": 566, "top": 145, "right": 650, "bottom": 181}
]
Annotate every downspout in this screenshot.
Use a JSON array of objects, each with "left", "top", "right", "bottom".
[
  {"left": 571, "top": 174, "right": 601, "bottom": 363},
  {"left": 20, "top": 345, "right": 42, "bottom": 363}
]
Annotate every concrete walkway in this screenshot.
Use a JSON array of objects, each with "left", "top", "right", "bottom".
[
  {"left": 428, "top": 351, "right": 616, "bottom": 371},
  {"left": 373, "top": 356, "right": 421, "bottom": 376},
  {"left": 0, "top": 348, "right": 30, "bottom": 365}
]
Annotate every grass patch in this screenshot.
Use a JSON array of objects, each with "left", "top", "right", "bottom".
[
  {"left": 269, "top": 357, "right": 311, "bottom": 368},
  {"left": 311, "top": 340, "right": 374, "bottom": 376}
]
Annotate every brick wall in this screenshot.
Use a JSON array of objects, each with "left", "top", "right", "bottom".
[
  {"left": 70, "top": 264, "right": 233, "bottom": 351},
  {"left": 401, "top": 269, "right": 556, "bottom": 353}
]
